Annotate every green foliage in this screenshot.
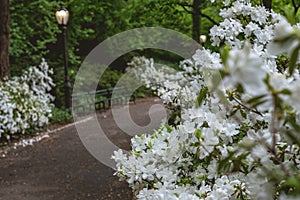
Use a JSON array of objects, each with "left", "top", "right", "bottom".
[
  {"left": 125, "top": 0, "right": 191, "bottom": 33},
  {"left": 134, "top": 86, "right": 154, "bottom": 98},
  {"left": 98, "top": 68, "right": 122, "bottom": 89},
  {"left": 9, "top": 0, "right": 59, "bottom": 74},
  {"left": 272, "top": 0, "right": 300, "bottom": 24},
  {"left": 9, "top": 0, "right": 220, "bottom": 70},
  {"left": 9, "top": 0, "right": 130, "bottom": 106},
  {"left": 50, "top": 107, "right": 73, "bottom": 123},
  {"left": 6, "top": 0, "right": 237, "bottom": 107}
]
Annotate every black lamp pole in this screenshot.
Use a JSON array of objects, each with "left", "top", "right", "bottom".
[
  {"left": 56, "top": 6, "right": 71, "bottom": 109},
  {"left": 62, "top": 25, "right": 71, "bottom": 109}
]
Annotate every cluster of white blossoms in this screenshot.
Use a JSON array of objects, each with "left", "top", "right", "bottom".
[
  {"left": 0, "top": 59, "right": 54, "bottom": 139},
  {"left": 113, "top": 0, "right": 300, "bottom": 199}
]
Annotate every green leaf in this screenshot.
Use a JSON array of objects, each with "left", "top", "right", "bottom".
[
  {"left": 289, "top": 120, "right": 300, "bottom": 132},
  {"left": 289, "top": 44, "right": 300, "bottom": 75},
  {"left": 209, "top": 70, "right": 227, "bottom": 91},
  {"left": 280, "top": 88, "right": 292, "bottom": 95},
  {"left": 221, "top": 45, "right": 230, "bottom": 69},
  {"left": 251, "top": 99, "right": 268, "bottom": 108},
  {"left": 240, "top": 109, "right": 247, "bottom": 119},
  {"left": 229, "top": 108, "right": 238, "bottom": 117},
  {"left": 285, "top": 131, "right": 300, "bottom": 146},
  {"left": 194, "top": 129, "right": 202, "bottom": 139},
  {"left": 284, "top": 7, "right": 296, "bottom": 25},
  {"left": 283, "top": 176, "right": 300, "bottom": 189},
  {"left": 246, "top": 94, "right": 267, "bottom": 105},
  {"left": 195, "top": 87, "right": 208, "bottom": 108},
  {"left": 218, "top": 150, "right": 235, "bottom": 173}
]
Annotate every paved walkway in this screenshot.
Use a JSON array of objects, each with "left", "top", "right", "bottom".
[{"left": 0, "top": 97, "right": 164, "bottom": 200}]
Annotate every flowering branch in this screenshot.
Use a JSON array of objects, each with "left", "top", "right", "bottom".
[{"left": 232, "top": 96, "right": 263, "bottom": 117}]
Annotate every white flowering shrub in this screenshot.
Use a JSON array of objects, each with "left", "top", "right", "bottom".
[
  {"left": 113, "top": 0, "right": 300, "bottom": 199},
  {"left": 0, "top": 59, "right": 54, "bottom": 139}
]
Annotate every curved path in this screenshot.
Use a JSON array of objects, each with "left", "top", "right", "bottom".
[{"left": 0, "top": 97, "right": 164, "bottom": 200}]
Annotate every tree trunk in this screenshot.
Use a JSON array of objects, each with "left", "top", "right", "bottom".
[
  {"left": 262, "top": 0, "right": 272, "bottom": 10},
  {"left": 192, "top": 0, "right": 201, "bottom": 42},
  {"left": 0, "top": 0, "right": 10, "bottom": 79}
]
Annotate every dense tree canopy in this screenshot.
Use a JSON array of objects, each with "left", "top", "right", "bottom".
[{"left": 3, "top": 0, "right": 300, "bottom": 106}]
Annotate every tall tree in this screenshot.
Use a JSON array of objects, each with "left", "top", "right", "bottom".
[
  {"left": 291, "top": 0, "right": 300, "bottom": 15},
  {"left": 0, "top": 0, "right": 10, "bottom": 79},
  {"left": 177, "top": 0, "right": 218, "bottom": 42},
  {"left": 192, "top": 0, "right": 201, "bottom": 42},
  {"left": 263, "top": 0, "right": 272, "bottom": 10}
]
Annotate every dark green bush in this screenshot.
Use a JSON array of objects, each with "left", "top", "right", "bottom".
[{"left": 50, "top": 107, "right": 73, "bottom": 123}]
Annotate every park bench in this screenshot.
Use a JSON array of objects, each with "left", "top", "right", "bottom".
[{"left": 72, "top": 86, "right": 135, "bottom": 113}]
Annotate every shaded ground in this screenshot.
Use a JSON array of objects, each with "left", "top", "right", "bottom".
[{"left": 0, "top": 97, "right": 164, "bottom": 200}]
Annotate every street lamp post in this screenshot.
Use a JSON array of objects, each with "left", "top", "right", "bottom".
[{"left": 55, "top": 5, "right": 71, "bottom": 109}]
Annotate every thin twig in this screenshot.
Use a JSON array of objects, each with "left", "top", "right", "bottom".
[
  {"left": 200, "top": 13, "right": 218, "bottom": 25},
  {"left": 232, "top": 96, "right": 263, "bottom": 117},
  {"left": 177, "top": 2, "right": 193, "bottom": 8},
  {"left": 292, "top": 0, "right": 300, "bottom": 15},
  {"left": 179, "top": 4, "right": 193, "bottom": 14}
]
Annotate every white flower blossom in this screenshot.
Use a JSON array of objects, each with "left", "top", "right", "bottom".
[
  {"left": 113, "top": 2, "right": 300, "bottom": 199},
  {"left": 0, "top": 59, "right": 54, "bottom": 138}
]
